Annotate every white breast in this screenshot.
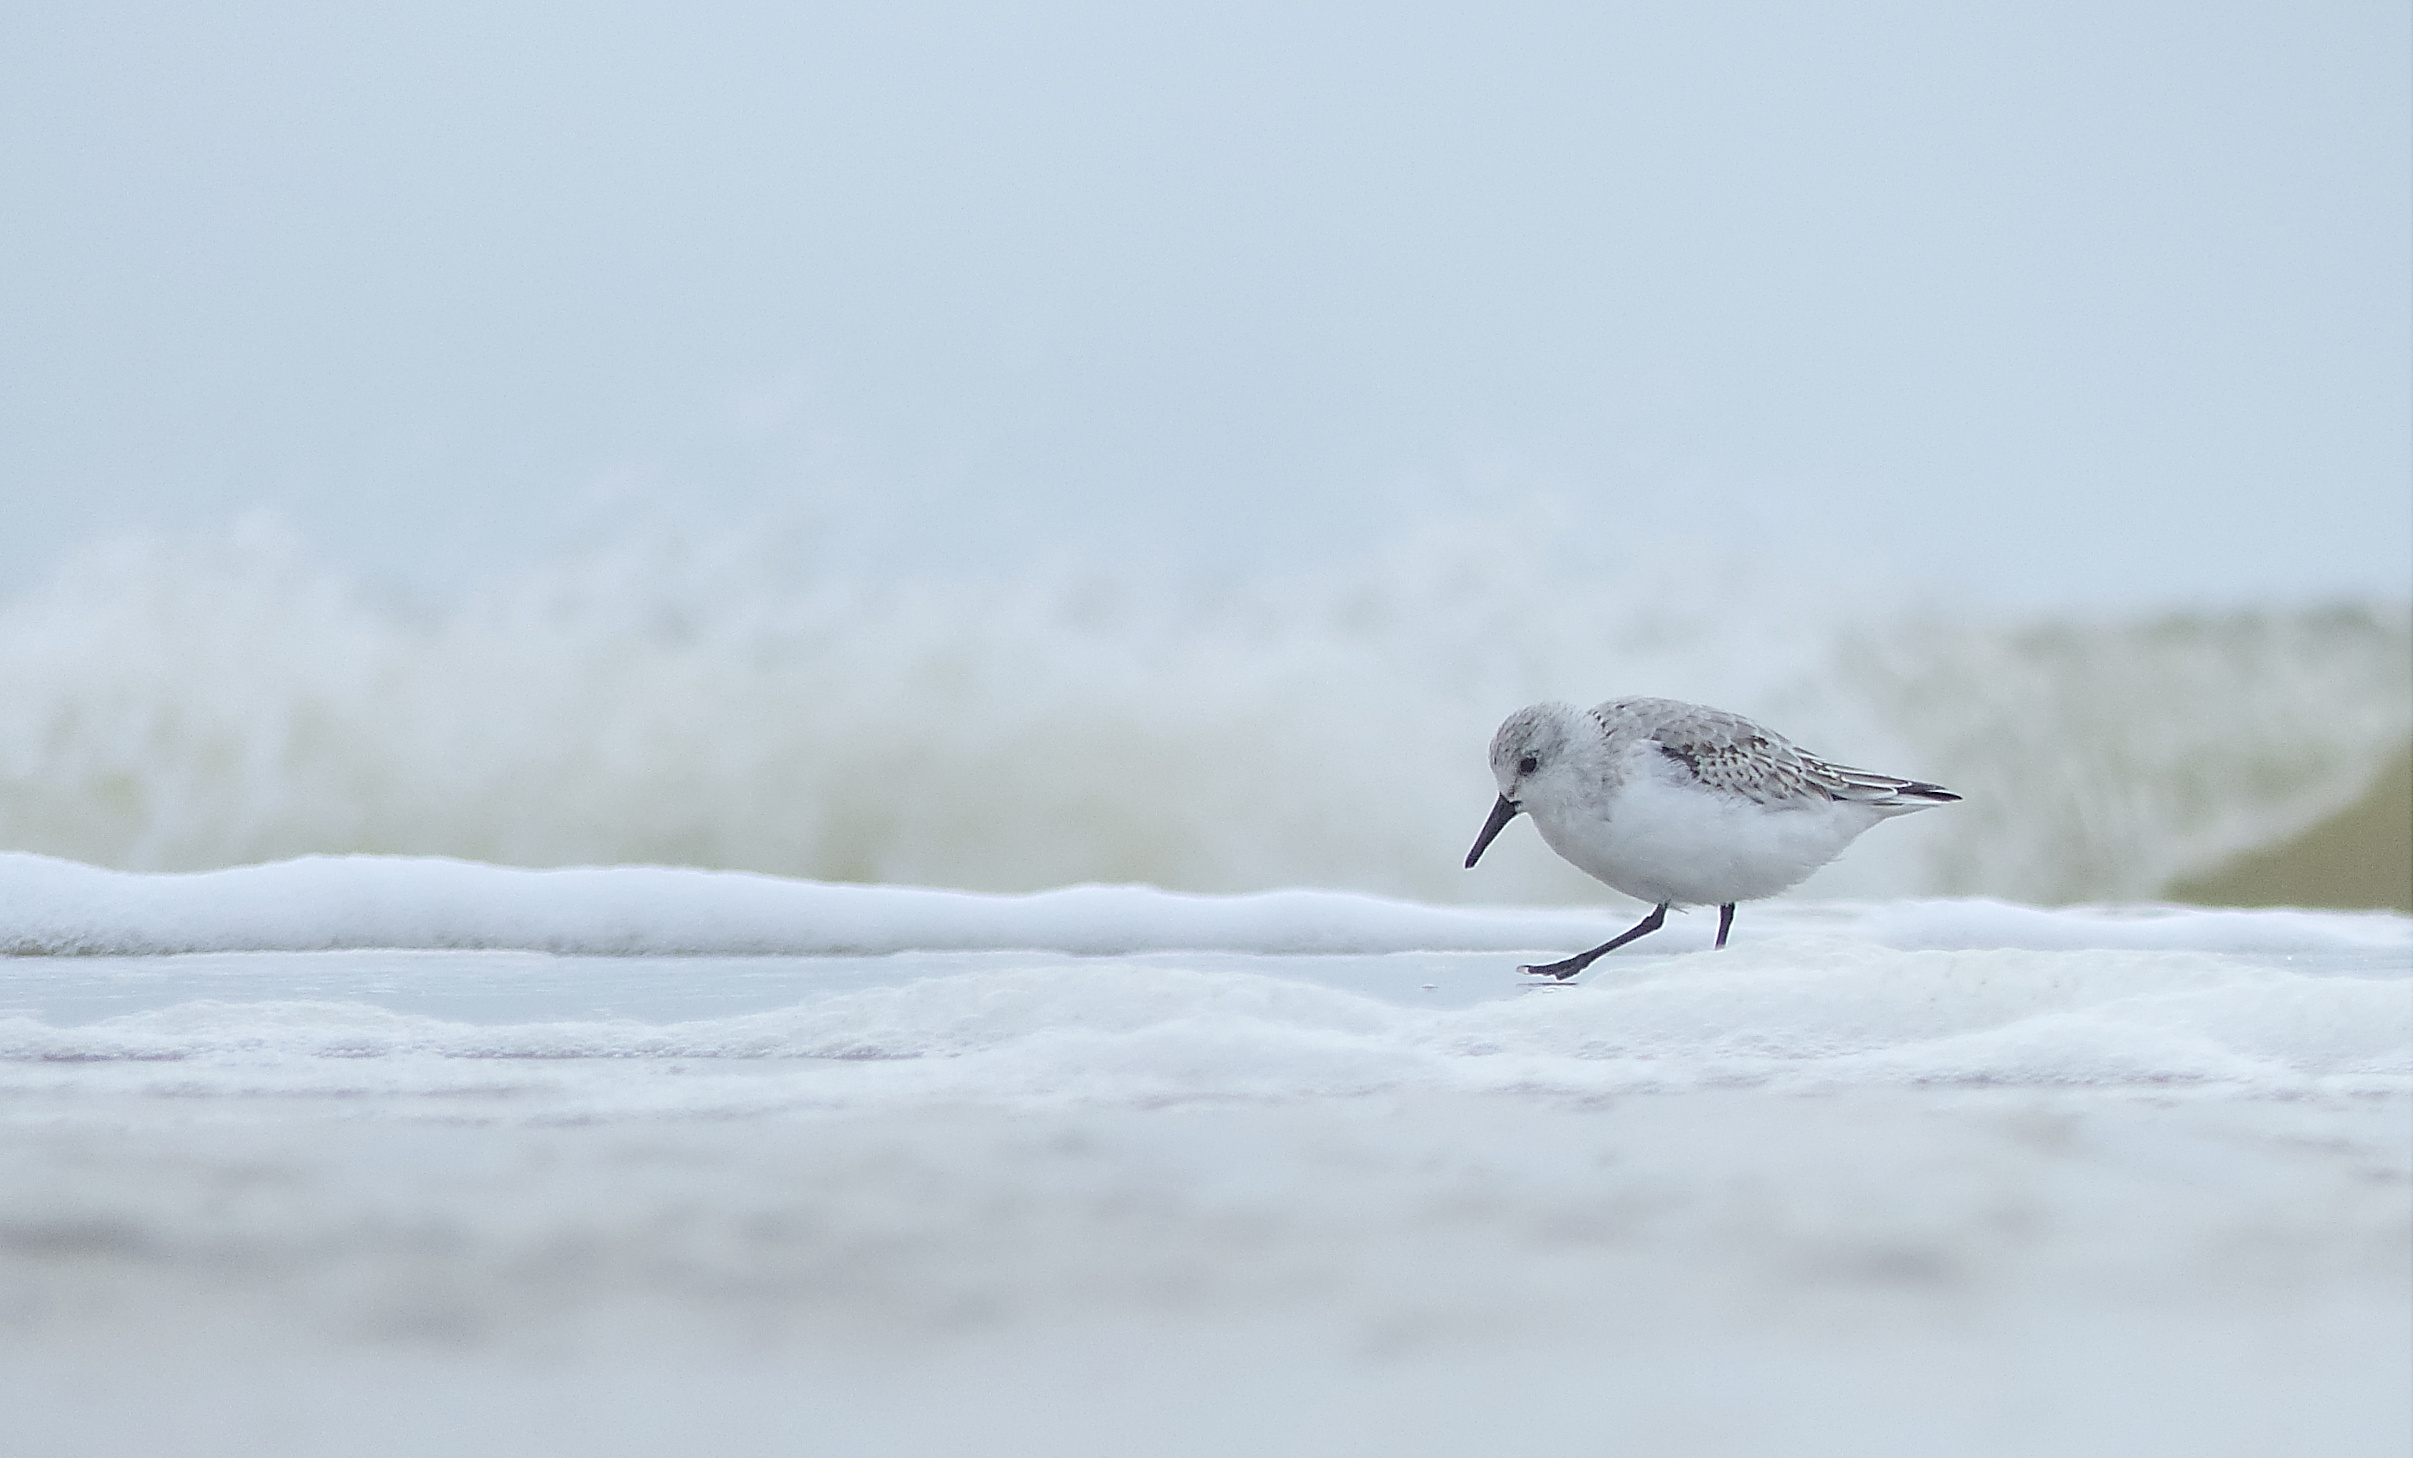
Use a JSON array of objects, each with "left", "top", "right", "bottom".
[{"left": 1528, "top": 752, "right": 1884, "bottom": 907}]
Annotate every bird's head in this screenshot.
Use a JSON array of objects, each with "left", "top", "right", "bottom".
[{"left": 1465, "top": 702, "right": 1577, "bottom": 868}]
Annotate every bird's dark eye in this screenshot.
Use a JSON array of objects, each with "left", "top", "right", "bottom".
[{"left": 1517, "top": 754, "right": 1538, "bottom": 775}]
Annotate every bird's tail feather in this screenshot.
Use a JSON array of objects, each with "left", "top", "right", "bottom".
[{"left": 1826, "top": 766, "right": 1961, "bottom": 809}]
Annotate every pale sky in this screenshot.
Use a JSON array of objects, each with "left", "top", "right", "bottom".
[{"left": 2, "top": 0, "right": 2405, "bottom": 606}]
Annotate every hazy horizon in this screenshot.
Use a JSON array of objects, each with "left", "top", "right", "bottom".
[{"left": 4, "top": 0, "right": 2407, "bottom": 609}]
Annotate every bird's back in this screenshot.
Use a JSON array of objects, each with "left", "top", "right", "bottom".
[{"left": 1591, "top": 697, "right": 1958, "bottom": 814}]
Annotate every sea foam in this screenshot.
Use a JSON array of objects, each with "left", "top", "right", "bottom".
[
  {"left": 1, "top": 851, "right": 2406, "bottom": 958},
  {"left": 0, "top": 855, "right": 2402, "bottom": 1107},
  {"left": 1, "top": 944, "right": 2401, "bottom": 1108}
]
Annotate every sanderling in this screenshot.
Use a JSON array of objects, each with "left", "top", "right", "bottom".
[{"left": 1463, "top": 697, "right": 1958, "bottom": 978}]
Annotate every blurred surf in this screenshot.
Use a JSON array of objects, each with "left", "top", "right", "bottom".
[{"left": 0, "top": 515, "right": 2401, "bottom": 905}]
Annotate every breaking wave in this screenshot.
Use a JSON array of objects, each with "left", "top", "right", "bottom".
[{"left": 0, "top": 515, "right": 2402, "bottom": 904}]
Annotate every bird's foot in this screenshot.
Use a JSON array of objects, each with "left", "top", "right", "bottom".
[{"left": 1517, "top": 961, "right": 1584, "bottom": 981}]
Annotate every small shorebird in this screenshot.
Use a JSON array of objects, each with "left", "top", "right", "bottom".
[{"left": 1464, "top": 697, "right": 1958, "bottom": 979}]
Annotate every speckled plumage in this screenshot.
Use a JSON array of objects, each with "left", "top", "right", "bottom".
[{"left": 1581, "top": 696, "right": 1956, "bottom": 811}]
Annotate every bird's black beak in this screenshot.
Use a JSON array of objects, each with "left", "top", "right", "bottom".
[{"left": 1464, "top": 795, "right": 1521, "bottom": 869}]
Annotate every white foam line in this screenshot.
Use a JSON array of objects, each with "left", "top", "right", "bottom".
[{"left": 0, "top": 853, "right": 2403, "bottom": 959}]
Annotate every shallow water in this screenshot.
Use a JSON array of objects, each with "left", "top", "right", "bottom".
[{"left": 2, "top": 904, "right": 2405, "bottom": 1457}]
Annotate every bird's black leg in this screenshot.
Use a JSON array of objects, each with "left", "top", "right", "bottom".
[
  {"left": 1715, "top": 903, "right": 1735, "bottom": 950},
  {"left": 1520, "top": 903, "right": 1669, "bottom": 981}
]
